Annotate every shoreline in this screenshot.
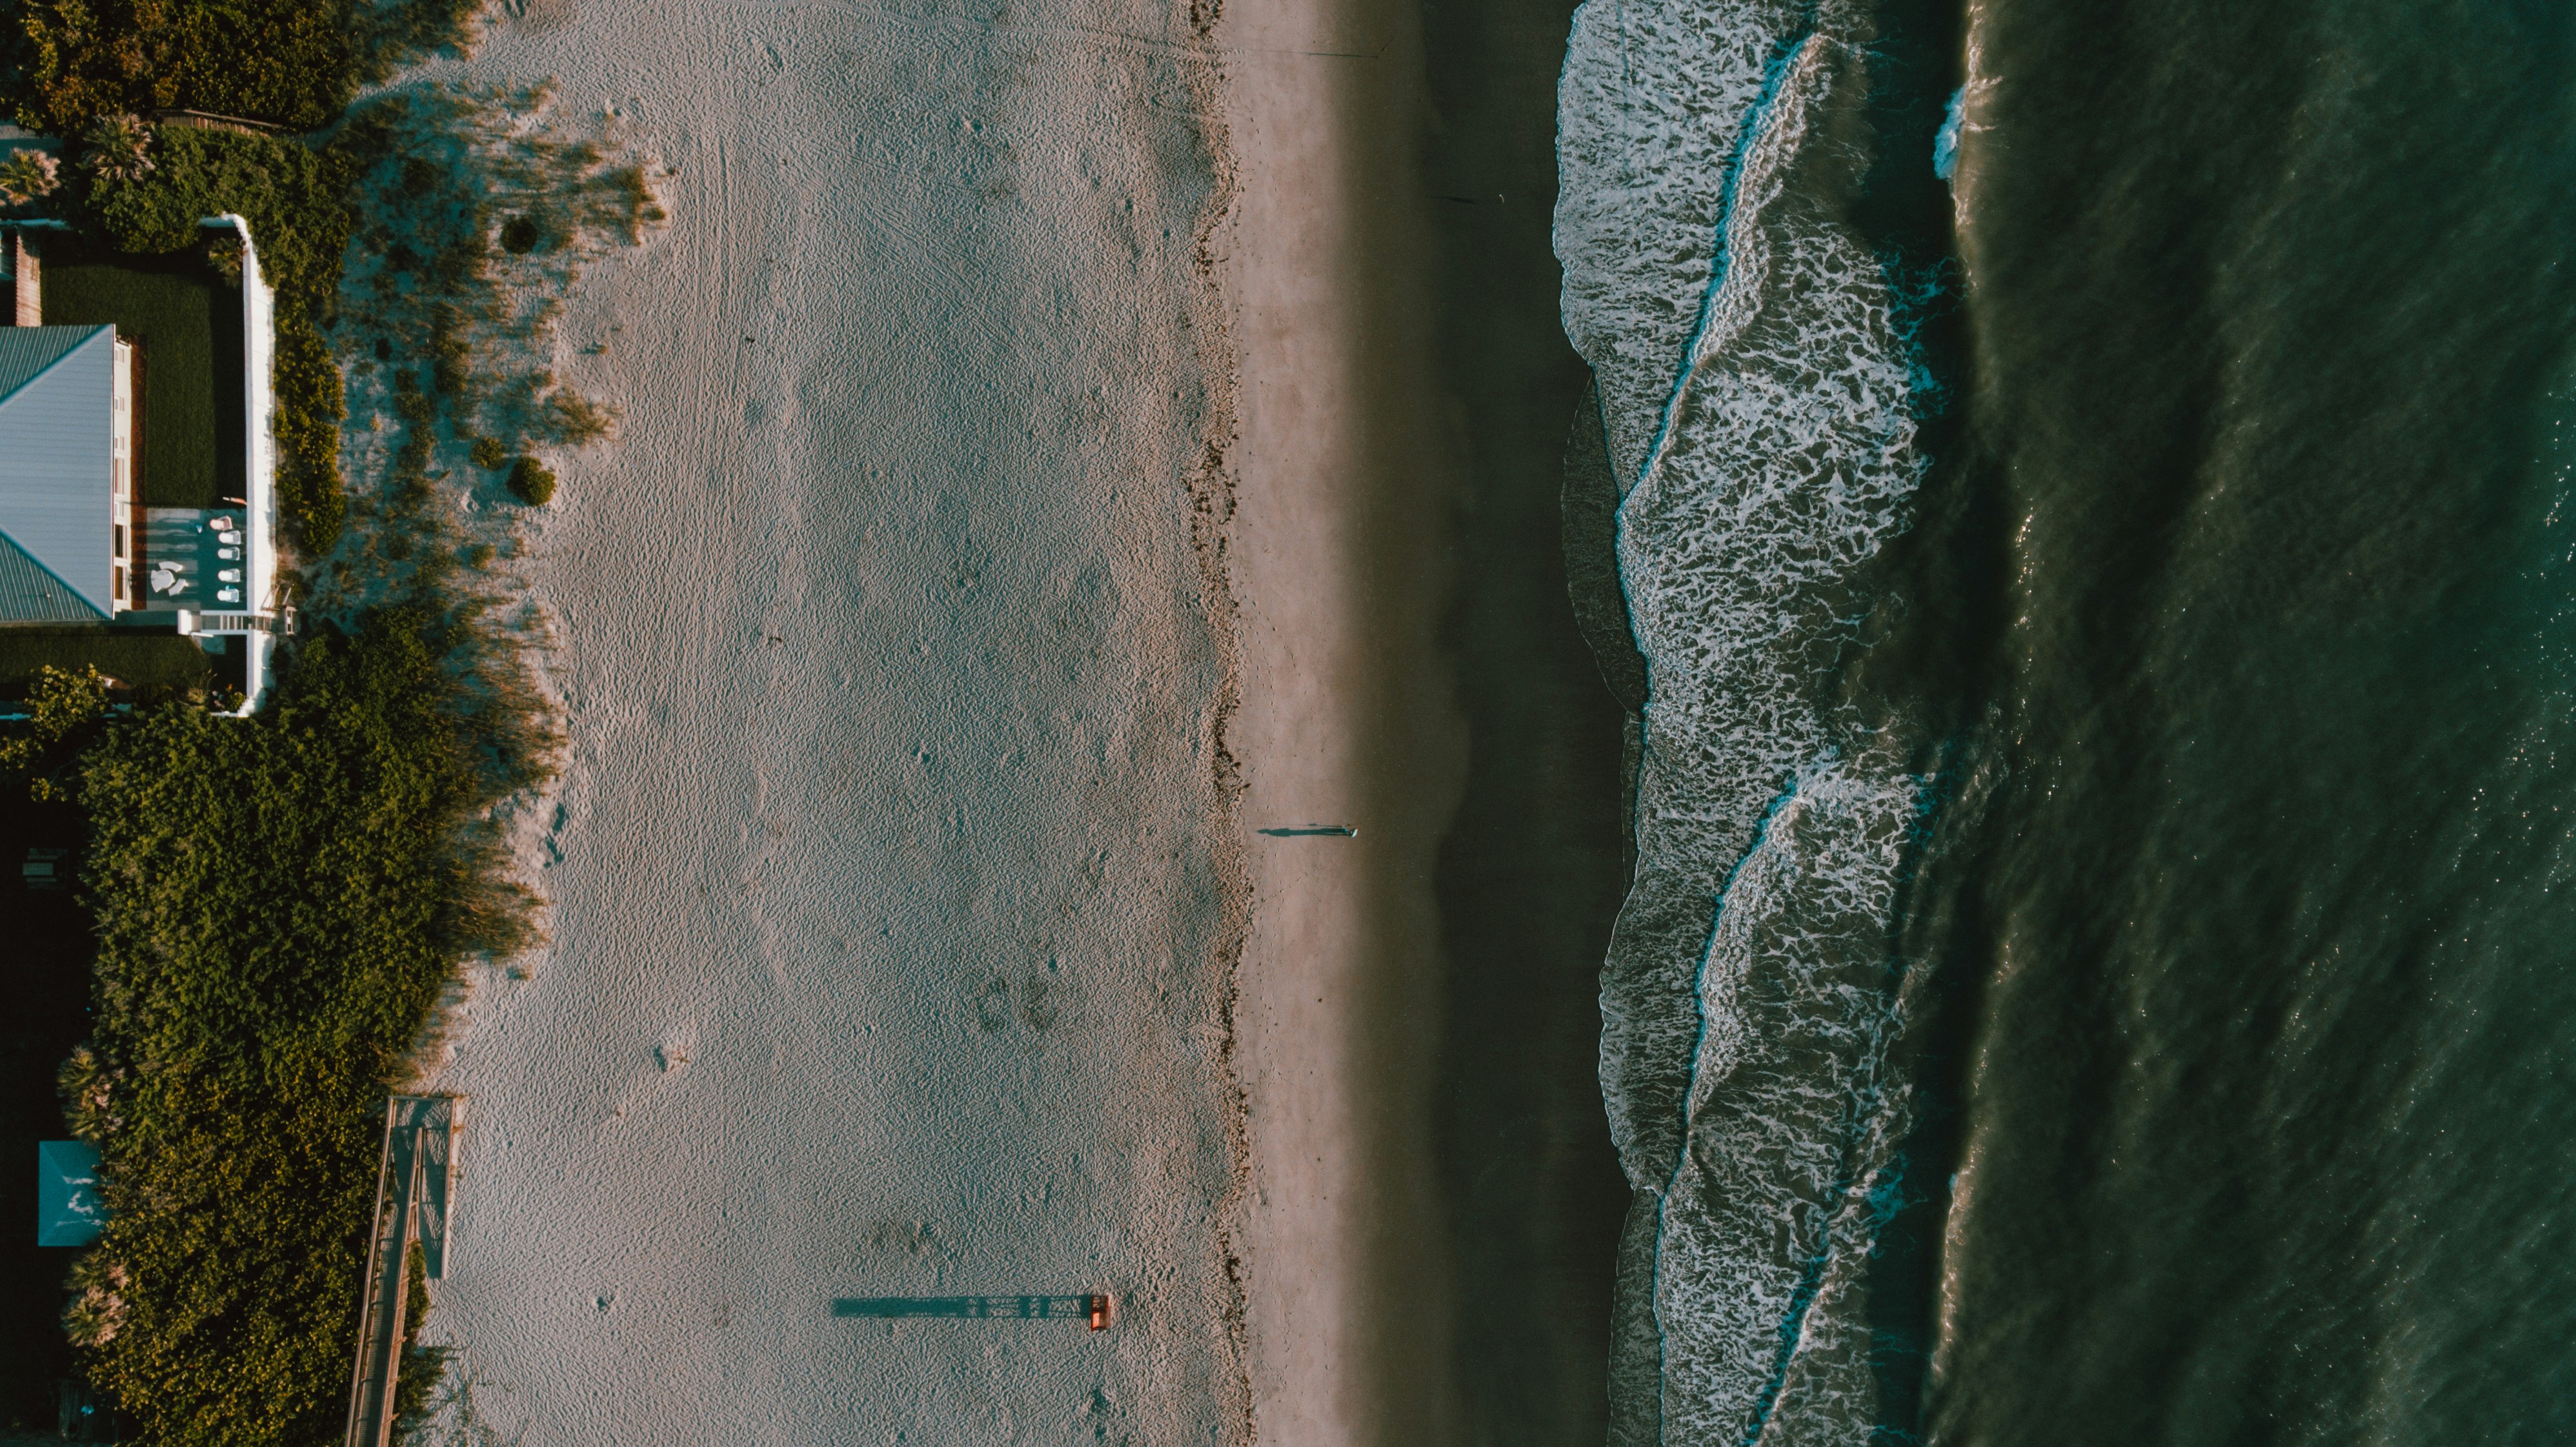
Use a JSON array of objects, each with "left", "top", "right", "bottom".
[
  {"left": 1222, "top": 0, "right": 1629, "bottom": 1441},
  {"left": 395, "top": 0, "right": 1625, "bottom": 1439},
  {"left": 1218, "top": 0, "right": 1470, "bottom": 1432}
]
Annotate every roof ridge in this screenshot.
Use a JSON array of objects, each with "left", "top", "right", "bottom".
[
  {"left": 0, "top": 324, "right": 111, "bottom": 410},
  {"left": 0, "top": 523, "right": 108, "bottom": 622}
]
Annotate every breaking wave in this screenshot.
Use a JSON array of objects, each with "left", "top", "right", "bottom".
[{"left": 1556, "top": 1, "right": 1947, "bottom": 1439}]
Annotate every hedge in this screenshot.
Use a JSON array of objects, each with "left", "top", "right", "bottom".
[{"left": 55, "top": 608, "right": 539, "bottom": 1446}]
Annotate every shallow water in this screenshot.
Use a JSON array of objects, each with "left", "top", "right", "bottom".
[{"left": 1558, "top": 0, "right": 2576, "bottom": 1439}]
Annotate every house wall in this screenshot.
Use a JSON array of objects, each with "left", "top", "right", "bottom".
[
  {"left": 111, "top": 337, "right": 133, "bottom": 610},
  {"left": 10, "top": 234, "right": 37, "bottom": 328}
]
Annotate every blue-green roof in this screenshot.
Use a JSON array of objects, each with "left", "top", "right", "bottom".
[{"left": 0, "top": 325, "right": 115, "bottom": 621}]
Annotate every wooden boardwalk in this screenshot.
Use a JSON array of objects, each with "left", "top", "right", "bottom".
[{"left": 343, "top": 1095, "right": 458, "bottom": 1447}]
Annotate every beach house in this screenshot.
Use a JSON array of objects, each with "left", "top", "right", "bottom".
[
  {"left": 0, "top": 219, "right": 287, "bottom": 707},
  {"left": 0, "top": 232, "right": 140, "bottom": 620}
]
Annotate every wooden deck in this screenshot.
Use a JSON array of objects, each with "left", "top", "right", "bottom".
[{"left": 343, "top": 1095, "right": 457, "bottom": 1447}]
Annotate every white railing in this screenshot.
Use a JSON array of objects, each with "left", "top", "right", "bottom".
[
  {"left": 204, "top": 213, "right": 276, "bottom": 714},
  {"left": 176, "top": 607, "right": 294, "bottom": 637}
]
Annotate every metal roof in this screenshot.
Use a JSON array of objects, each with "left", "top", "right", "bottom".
[
  {"left": 0, "top": 325, "right": 114, "bottom": 621},
  {"left": 0, "top": 325, "right": 97, "bottom": 397},
  {"left": 0, "top": 529, "right": 96, "bottom": 620}
]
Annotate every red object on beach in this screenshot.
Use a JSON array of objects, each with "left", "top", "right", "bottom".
[{"left": 1089, "top": 1295, "right": 1112, "bottom": 1331}]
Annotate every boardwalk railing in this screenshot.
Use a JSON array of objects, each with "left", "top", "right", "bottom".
[{"left": 343, "top": 1095, "right": 458, "bottom": 1447}]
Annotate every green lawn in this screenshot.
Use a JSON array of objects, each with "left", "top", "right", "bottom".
[
  {"left": 0, "top": 632, "right": 213, "bottom": 703},
  {"left": 41, "top": 258, "right": 245, "bottom": 511}
]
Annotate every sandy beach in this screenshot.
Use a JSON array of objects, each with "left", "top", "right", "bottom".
[
  {"left": 419, "top": 0, "right": 1625, "bottom": 1442},
  {"left": 1220, "top": 0, "right": 1627, "bottom": 1441},
  {"left": 420, "top": 3, "right": 1244, "bottom": 1441}
]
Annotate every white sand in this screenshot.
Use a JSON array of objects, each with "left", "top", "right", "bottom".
[
  {"left": 423, "top": 0, "right": 1491, "bottom": 1439},
  {"left": 419, "top": 2, "right": 1248, "bottom": 1442}
]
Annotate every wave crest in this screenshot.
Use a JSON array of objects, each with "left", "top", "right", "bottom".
[{"left": 1556, "top": 2, "right": 1942, "bottom": 1440}]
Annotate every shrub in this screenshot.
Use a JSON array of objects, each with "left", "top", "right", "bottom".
[
  {"left": 496, "top": 212, "right": 539, "bottom": 254},
  {"left": 504, "top": 456, "right": 554, "bottom": 505},
  {"left": 58, "top": 1046, "right": 125, "bottom": 1142},
  {"left": 467, "top": 436, "right": 506, "bottom": 470},
  {"left": 0, "top": 665, "right": 112, "bottom": 802},
  {"left": 89, "top": 127, "right": 352, "bottom": 312},
  {"left": 81, "top": 113, "right": 155, "bottom": 183},
  {"left": 68, "top": 608, "right": 549, "bottom": 1446},
  {"left": 0, "top": 148, "right": 62, "bottom": 205},
  {"left": 203, "top": 231, "right": 243, "bottom": 284},
  {"left": 3, "top": 0, "right": 181, "bottom": 134},
  {"left": 273, "top": 323, "right": 349, "bottom": 551}
]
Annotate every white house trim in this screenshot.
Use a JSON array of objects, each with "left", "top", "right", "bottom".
[{"left": 204, "top": 213, "right": 279, "bottom": 713}]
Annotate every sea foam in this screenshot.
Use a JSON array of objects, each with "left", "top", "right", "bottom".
[{"left": 1556, "top": 1, "right": 1937, "bottom": 1439}]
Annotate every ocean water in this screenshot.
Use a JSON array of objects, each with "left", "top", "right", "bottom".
[{"left": 1558, "top": 1, "right": 2576, "bottom": 1441}]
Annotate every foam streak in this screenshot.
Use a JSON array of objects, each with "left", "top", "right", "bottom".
[{"left": 1558, "top": 2, "right": 1937, "bottom": 1439}]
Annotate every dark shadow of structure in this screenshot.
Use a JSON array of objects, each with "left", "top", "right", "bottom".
[{"left": 832, "top": 1295, "right": 1107, "bottom": 1323}]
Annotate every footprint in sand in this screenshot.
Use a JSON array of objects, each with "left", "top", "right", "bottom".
[{"left": 655, "top": 1020, "right": 697, "bottom": 1073}]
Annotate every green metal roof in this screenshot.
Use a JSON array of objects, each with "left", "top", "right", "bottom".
[{"left": 0, "top": 325, "right": 115, "bottom": 621}]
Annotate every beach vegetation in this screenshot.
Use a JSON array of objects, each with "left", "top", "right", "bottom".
[
  {"left": 1, "top": 0, "right": 487, "bottom": 136},
  {"left": 0, "top": 148, "right": 63, "bottom": 205},
  {"left": 504, "top": 455, "right": 554, "bottom": 505},
  {"left": 543, "top": 388, "right": 614, "bottom": 444},
  {"left": 312, "top": 83, "right": 654, "bottom": 569},
  {"left": 275, "top": 323, "right": 352, "bottom": 549},
  {"left": 0, "top": 665, "right": 112, "bottom": 803},
  {"left": 34, "top": 604, "right": 553, "bottom": 1447}
]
